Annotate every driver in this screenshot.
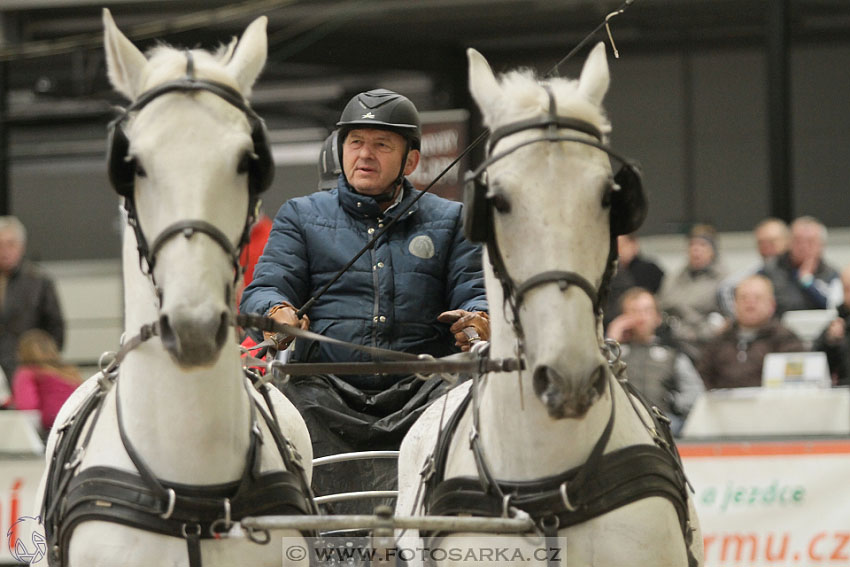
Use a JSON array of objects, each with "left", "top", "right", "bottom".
[{"left": 240, "top": 88, "right": 489, "bottom": 508}]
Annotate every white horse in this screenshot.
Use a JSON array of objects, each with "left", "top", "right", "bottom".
[
  {"left": 31, "top": 10, "right": 314, "bottom": 567},
  {"left": 396, "top": 44, "right": 703, "bottom": 567}
]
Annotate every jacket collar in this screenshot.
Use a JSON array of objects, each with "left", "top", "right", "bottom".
[{"left": 337, "top": 177, "right": 420, "bottom": 222}]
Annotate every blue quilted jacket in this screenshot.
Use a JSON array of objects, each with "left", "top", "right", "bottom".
[{"left": 241, "top": 176, "right": 487, "bottom": 387}]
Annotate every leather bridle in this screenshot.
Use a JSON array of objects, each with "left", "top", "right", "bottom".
[{"left": 470, "top": 86, "right": 627, "bottom": 395}]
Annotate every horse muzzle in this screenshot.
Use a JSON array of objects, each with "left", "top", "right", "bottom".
[
  {"left": 158, "top": 305, "right": 230, "bottom": 368},
  {"left": 532, "top": 363, "right": 606, "bottom": 419}
]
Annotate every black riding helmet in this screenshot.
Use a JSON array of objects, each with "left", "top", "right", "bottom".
[
  {"left": 317, "top": 130, "right": 341, "bottom": 191},
  {"left": 336, "top": 89, "right": 422, "bottom": 201}
]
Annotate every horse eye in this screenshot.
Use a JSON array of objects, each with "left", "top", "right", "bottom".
[
  {"left": 237, "top": 152, "right": 253, "bottom": 174},
  {"left": 601, "top": 177, "right": 618, "bottom": 208},
  {"left": 491, "top": 194, "right": 511, "bottom": 214},
  {"left": 134, "top": 161, "right": 147, "bottom": 178}
]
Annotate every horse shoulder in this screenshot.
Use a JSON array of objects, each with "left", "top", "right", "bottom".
[
  {"left": 397, "top": 381, "right": 471, "bottom": 517},
  {"left": 247, "top": 382, "right": 313, "bottom": 481}
]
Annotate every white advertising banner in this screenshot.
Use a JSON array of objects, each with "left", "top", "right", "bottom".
[
  {"left": 680, "top": 440, "right": 850, "bottom": 567},
  {"left": 1, "top": 456, "right": 45, "bottom": 565}
]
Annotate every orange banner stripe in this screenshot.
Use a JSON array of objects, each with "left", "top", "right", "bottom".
[{"left": 678, "top": 439, "right": 850, "bottom": 458}]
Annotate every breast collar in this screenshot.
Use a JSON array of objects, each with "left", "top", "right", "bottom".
[
  {"left": 420, "top": 375, "right": 698, "bottom": 567},
  {"left": 40, "top": 370, "right": 318, "bottom": 567}
]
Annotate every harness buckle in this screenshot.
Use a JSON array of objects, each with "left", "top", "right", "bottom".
[
  {"left": 209, "top": 498, "right": 233, "bottom": 538},
  {"left": 160, "top": 488, "right": 176, "bottom": 520},
  {"left": 469, "top": 424, "right": 480, "bottom": 447},
  {"left": 558, "top": 482, "right": 578, "bottom": 512},
  {"left": 651, "top": 406, "right": 672, "bottom": 425},
  {"left": 63, "top": 447, "right": 85, "bottom": 471},
  {"left": 181, "top": 522, "right": 202, "bottom": 539},
  {"left": 246, "top": 525, "right": 271, "bottom": 545},
  {"left": 419, "top": 454, "right": 436, "bottom": 481}
]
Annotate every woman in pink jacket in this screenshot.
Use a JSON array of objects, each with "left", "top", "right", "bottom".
[{"left": 10, "top": 329, "right": 81, "bottom": 434}]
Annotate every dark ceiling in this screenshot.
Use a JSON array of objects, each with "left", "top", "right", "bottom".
[{"left": 2, "top": 0, "right": 850, "bottom": 136}]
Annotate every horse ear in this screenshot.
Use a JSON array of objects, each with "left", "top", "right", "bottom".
[
  {"left": 103, "top": 8, "right": 149, "bottom": 100},
  {"left": 467, "top": 48, "right": 503, "bottom": 126},
  {"left": 577, "top": 42, "right": 610, "bottom": 106},
  {"left": 226, "top": 16, "right": 268, "bottom": 97}
]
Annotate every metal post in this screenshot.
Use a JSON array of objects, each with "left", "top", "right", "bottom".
[
  {"left": 766, "top": 0, "right": 792, "bottom": 222},
  {"left": 681, "top": 50, "right": 695, "bottom": 225},
  {"left": 0, "top": 7, "right": 9, "bottom": 216},
  {"left": 0, "top": 59, "right": 8, "bottom": 215}
]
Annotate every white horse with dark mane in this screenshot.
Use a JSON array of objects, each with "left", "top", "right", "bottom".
[
  {"left": 31, "top": 11, "right": 315, "bottom": 567},
  {"left": 396, "top": 44, "right": 703, "bottom": 567}
]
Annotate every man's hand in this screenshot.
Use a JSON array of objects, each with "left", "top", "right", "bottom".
[
  {"left": 438, "top": 310, "right": 490, "bottom": 352},
  {"left": 605, "top": 313, "right": 637, "bottom": 343},
  {"left": 264, "top": 302, "right": 310, "bottom": 350},
  {"left": 826, "top": 317, "right": 846, "bottom": 343}
]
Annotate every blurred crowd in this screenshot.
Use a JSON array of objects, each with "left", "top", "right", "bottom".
[{"left": 605, "top": 215, "right": 850, "bottom": 434}]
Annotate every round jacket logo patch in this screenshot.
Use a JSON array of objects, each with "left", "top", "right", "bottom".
[{"left": 409, "top": 235, "right": 435, "bottom": 259}]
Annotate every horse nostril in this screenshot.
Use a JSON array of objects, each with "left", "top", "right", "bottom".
[
  {"left": 159, "top": 314, "right": 179, "bottom": 353},
  {"left": 532, "top": 365, "right": 555, "bottom": 399},
  {"left": 214, "top": 311, "right": 229, "bottom": 349}
]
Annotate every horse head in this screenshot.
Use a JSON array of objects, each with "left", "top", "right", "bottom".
[
  {"left": 103, "top": 9, "right": 272, "bottom": 367},
  {"left": 467, "top": 44, "right": 646, "bottom": 419}
]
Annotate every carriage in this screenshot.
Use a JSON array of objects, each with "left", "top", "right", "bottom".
[{"left": 28, "top": 10, "right": 702, "bottom": 567}]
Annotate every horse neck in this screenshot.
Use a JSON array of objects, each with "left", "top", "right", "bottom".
[
  {"left": 476, "top": 257, "right": 616, "bottom": 478},
  {"left": 117, "top": 226, "right": 251, "bottom": 483}
]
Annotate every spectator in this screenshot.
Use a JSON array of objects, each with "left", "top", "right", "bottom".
[
  {"left": 0, "top": 216, "right": 65, "bottom": 388},
  {"left": 698, "top": 275, "right": 804, "bottom": 389},
  {"left": 760, "top": 216, "right": 842, "bottom": 315},
  {"left": 658, "top": 223, "right": 728, "bottom": 362},
  {"left": 718, "top": 217, "right": 790, "bottom": 315},
  {"left": 10, "top": 329, "right": 81, "bottom": 434},
  {"left": 603, "top": 233, "right": 665, "bottom": 327},
  {"left": 814, "top": 264, "right": 850, "bottom": 386},
  {"left": 240, "top": 89, "right": 487, "bottom": 509},
  {"left": 607, "top": 288, "right": 704, "bottom": 435}
]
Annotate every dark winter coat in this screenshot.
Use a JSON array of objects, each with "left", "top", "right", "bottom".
[
  {"left": 697, "top": 319, "right": 805, "bottom": 389},
  {"left": 0, "top": 261, "right": 65, "bottom": 382},
  {"left": 241, "top": 178, "right": 487, "bottom": 389}
]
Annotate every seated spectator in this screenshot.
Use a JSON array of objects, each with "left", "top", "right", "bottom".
[
  {"left": 760, "top": 216, "right": 842, "bottom": 315},
  {"left": 604, "top": 233, "right": 665, "bottom": 327},
  {"left": 698, "top": 275, "right": 804, "bottom": 389},
  {"left": 10, "top": 329, "right": 81, "bottom": 434},
  {"left": 607, "top": 287, "right": 704, "bottom": 435},
  {"left": 718, "top": 217, "right": 790, "bottom": 315},
  {"left": 659, "top": 223, "right": 728, "bottom": 362},
  {"left": 814, "top": 264, "right": 850, "bottom": 386}
]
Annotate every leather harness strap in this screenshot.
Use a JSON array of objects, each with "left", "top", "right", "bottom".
[
  {"left": 43, "top": 371, "right": 316, "bottom": 567},
  {"left": 422, "top": 376, "right": 697, "bottom": 567}
]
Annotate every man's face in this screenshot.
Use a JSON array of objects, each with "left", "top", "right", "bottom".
[
  {"left": 342, "top": 128, "right": 419, "bottom": 197},
  {"left": 0, "top": 229, "right": 24, "bottom": 273},
  {"left": 755, "top": 222, "right": 788, "bottom": 260},
  {"left": 842, "top": 268, "right": 850, "bottom": 308},
  {"left": 688, "top": 238, "right": 714, "bottom": 270},
  {"left": 789, "top": 223, "right": 823, "bottom": 266},
  {"left": 621, "top": 292, "right": 661, "bottom": 342},
  {"left": 735, "top": 278, "right": 775, "bottom": 329}
]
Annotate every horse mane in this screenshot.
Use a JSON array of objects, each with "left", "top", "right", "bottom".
[
  {"left": 143, "top": 43, "right": 243, "bottom": 93},
  {"left": 492, "top": 68, "right": 611, "bottom": 143}
]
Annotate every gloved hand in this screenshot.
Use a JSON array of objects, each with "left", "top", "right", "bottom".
[
  {"left": 263, "top": 302, "right": 310, "bottom": 350},
  {"left": 437, "top": 309, "right": 490, "bottom": 352}
]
